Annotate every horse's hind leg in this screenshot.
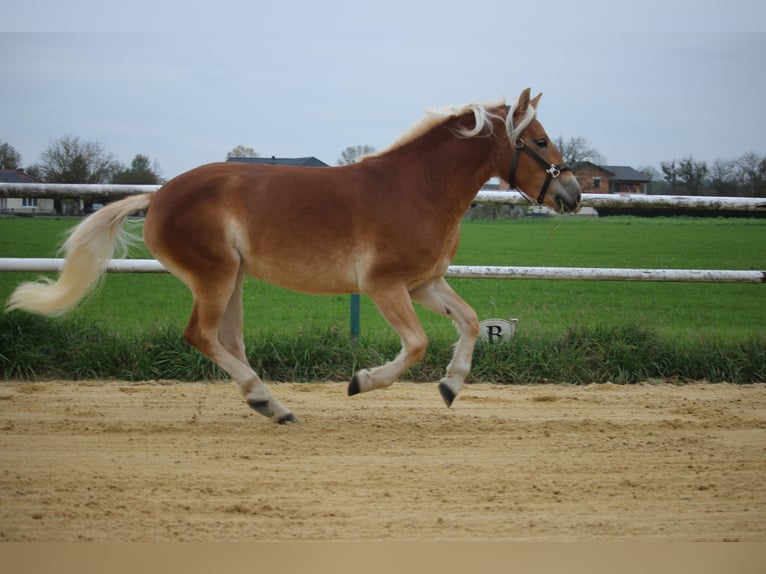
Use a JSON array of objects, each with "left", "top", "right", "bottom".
[
  {"left": 183, "top": 264, "right": 297, "bottom": 424},
  {"left": 411, "top": 277, "right": 479, "bottom": 407},
  {"left": 218, "top": 267, "right": 248, "bottom": 365},
  {"left": 348, "top": 283, "right": 428, "bottom": 395}
]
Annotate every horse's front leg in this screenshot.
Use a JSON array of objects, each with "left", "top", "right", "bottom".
[
  {"left": 348, "top": 283, "right": 428, "bottom": 396},
  {"left": 411, "top": 277, "right": 479, "bottom": 406}
]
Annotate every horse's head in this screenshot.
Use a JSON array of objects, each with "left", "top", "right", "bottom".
[{"left": 501, "top": 88, "right": 581, "bottom": 213}]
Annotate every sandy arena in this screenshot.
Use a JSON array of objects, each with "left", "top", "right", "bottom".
[{"left": 0, "top": 380, "right": 764, "bottom": 542}]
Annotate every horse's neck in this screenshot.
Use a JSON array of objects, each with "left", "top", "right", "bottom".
[{"left": 377, "top": 115, "right": 499, "bottom": 210}]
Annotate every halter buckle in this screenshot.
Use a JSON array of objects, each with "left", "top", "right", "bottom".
[{"left": 546, "top": 165, "right": 561, "bottom": 178}]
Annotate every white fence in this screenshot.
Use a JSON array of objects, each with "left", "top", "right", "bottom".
[
  {"left": 0, "top": 258, "right": 763, "bottom": 284},
  {"left": 2, "top": 182, "right": 766, "bottom": 211},
  {"left": 0, "top": 183, "right": 764, "bottom": 284}
]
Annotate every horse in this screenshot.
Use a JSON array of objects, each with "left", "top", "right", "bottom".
[{"left": 7, "top": 88, "right": 581, "bottom": 424}]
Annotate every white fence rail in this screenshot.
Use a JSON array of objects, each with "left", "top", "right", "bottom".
[
  {"left": 0, "top": 184, "right": 764, "bottom": 283},
  {"left": 2, "top": 182, "right": 766, "bottom": 211},
  {"left": 0, "top": 258, "right": 763, "bottom": 284},
  {"left": 447, "top": 265, "right": 765, "bottom": 283},
  {"left": 476, "top": 190, "right": 766, "bottom": 211}
]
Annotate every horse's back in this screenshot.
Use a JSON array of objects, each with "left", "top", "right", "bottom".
[{"left": 143, "top": 162, "right": 369, "bottom": 293}]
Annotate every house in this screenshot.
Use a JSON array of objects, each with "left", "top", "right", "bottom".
[
  {"left": 0, "top": 169, "right": 56, "bottom": 215},
  {"left": 575, "top": 162, "right": 651, "bottom": 194},
  {"left": 227, "top": 156, "right": 329, "bottom": 167}
]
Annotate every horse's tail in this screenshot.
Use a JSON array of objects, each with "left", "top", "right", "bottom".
[{"left": 6, "top": 193, "right": 154, "bottom": 316}]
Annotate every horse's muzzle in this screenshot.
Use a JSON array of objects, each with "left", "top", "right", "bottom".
[{"left": 552, "top": 178, "right": 582, "bottom": 213}]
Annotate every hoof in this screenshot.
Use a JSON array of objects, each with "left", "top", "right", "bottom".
[
  {"left": 276, "top": 413, "right": 300, "bottom": 425},
  {"left": 438, "top": 382, "right": 456, "bottom": 408},
  {"left": 348, "top": 374, "right": 361, "bottom": 396},
  {"left": 247, "top": 399, "right": 273, "bottom": 418}
]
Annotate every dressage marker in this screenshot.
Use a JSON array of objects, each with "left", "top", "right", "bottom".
[
  {"left": 7, "top": 88, "right": 581, "bottom": 423},
  {"left": 478, "top": 318, "right": 518, "bottom": 344}
]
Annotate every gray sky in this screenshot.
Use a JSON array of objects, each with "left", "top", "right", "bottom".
[{"left": 2, "top": 1, "right": 765, "bottom": 180}]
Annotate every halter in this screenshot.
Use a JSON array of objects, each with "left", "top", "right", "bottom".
[
  {"left": 507, "top": 138, "right": 572, "bottom": 206},
  {"left": 504, "top": 101, "right": 571, "bottom": 206}
]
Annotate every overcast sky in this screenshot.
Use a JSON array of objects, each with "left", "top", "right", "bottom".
[{"left": 2, "top": 1, "right": 765, "bottom": 180}]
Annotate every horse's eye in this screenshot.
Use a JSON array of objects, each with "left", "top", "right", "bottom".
[{"left": 534, "top": 138, "right": 548, "bottom": 148}]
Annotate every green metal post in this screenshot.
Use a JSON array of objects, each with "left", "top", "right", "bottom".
[{"left": 350, "top": 293, "right": 360, "bottom": 341}]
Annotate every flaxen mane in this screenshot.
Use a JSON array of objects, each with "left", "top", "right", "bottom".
[
  {"left": 364, "top": 101, "right": 512, "bottom": 159},
  {"left": 364, "top": 98, "right": 537, "bottom": 160}
]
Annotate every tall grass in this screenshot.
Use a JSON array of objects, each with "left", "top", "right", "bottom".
[
  {"left": 1, "top": 215, "right": 764, "bottom": 383},
  {"left": 2, "top": 313, "right": 763, "bottom": 383}
]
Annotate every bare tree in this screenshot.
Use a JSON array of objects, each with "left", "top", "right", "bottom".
[
  {"left": 553, "top": 135, "right": 605, "bottom": 168},
  {"left": 733, "top": 152, "right": 766, "bottom": 197},
  {"left": 636, "top": 165, "right": 660, "bottom": 181},
  {"left": 660, "top": 160, "right": 678, "bottom": 194},
  {"left": 337, "top": 145, "right": 376, "bottom": 166},
  {"left": 710, "top": 158, "right": 737, "bottom": 196},
  {"left": 32, "top": 135, "right": 118, "bottom": 183},
  {"left": 0, "top": 141, "right": 22, "bottom": 170},
  {"left": 636, "top": 165, "right": 661, "bottom": 194},
  {"left": 226, "top": 145, "right": 259, "bottom": 159},
  {"left": 676, "top": 156, "right": 708, "bottom": 195}
]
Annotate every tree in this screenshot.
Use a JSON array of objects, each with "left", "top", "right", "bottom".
[
  {"left": 637, "top": 165, "right": 660, "bottom": 181},
  {"left": 337, "top": 145, "right": 376, "bottom": 166},
  {"left": 0, "top": 141, "right": 22, "bottom": 170},
  {"left": 733, "top": 152, "right": 766, "bottom": 197},
  {"left": 32, "top": 135, "right": 118, "bottom": 183},
  {"left": 112, "top": 154, "right": 162, "bottom": 185},
  {"left": 226, "top": 145, "right": 259, "bottom": 159},
  {"left": 659, "top": 156, "right": 709, "bottom": 195},
  {"left": 660, "top": 160, "right": 678, "bottom": 194},
  {"left": 553, "top": 135, "right": 605, "bottom": 168},
  {"left": 710, "top": 158, "right": 737, "bottom": 196},
  {"left": 636, "top": 165, "right": 662, "bottom": 194},
  {"left": 676, "top": 156, "right": 708, "bottom": 195}
]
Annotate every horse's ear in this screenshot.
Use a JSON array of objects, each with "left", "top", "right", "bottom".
[
  {"left": 530, "top": 92, "right": 542, "bottom": 108},
  {"left": 513, "top": 88, "right": 532, "bottom": 121}
]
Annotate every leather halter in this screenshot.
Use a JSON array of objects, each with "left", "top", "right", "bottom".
[{"left": 507, "top": 137, "right": 572, "bottom": 206}]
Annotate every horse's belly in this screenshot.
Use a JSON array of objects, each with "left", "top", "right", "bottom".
[{"left": 243, "top": 257, "right": 359, "bottom": 295}]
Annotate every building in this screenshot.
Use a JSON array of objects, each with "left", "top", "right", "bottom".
[
  {"left": 227, "top": 156, "right": 329, "bottom": 167},
  {"left": 575, "top": 163, "right": 651, "bottom": 194},
  {"left": 0, "top": 169, "right": 56, "bottom": 215}
]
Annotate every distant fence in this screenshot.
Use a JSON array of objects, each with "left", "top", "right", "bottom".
[{"left": 2, "top": 182, "right": 766, "bottom": 211}]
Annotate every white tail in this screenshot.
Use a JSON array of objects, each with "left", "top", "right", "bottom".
[{"left": 6, "top": 193, "right": 153, "bottom": 316}]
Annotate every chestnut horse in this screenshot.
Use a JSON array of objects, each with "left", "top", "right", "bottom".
[{"left": 8, "top": 88, "right": 581, "bottom": 423}]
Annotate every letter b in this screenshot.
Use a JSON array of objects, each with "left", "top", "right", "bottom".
[{"left": 486, "top": 324, "right": 504, "bottom": 344}]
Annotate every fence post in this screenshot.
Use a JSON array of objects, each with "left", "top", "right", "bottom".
[{"left": 350, "top": 293, "right": 360, "bottom": 342}]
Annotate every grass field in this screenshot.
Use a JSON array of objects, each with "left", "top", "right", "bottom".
[
  {"left": 1, "top": 215, "right": 765, "bottom": 382},
  {"left": 1, "top": 215, "right": 764, "bottom": 339}
]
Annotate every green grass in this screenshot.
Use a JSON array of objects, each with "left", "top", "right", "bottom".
[
  {"left": 450, "top": 217, "right": 766, "bottom": 341},
  {"left": 1, "top": 216, "right": 764, "bottom": 340},
  {"left": 1, "top": 215, "right": 765, "bottom": 382}
]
